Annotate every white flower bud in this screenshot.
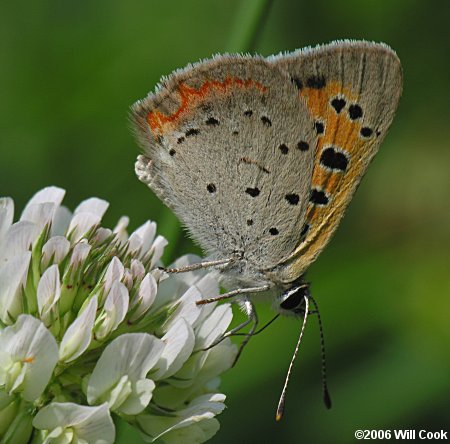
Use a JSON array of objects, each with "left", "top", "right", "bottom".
[
  {"left": 130, "top": 259, "right": 145, "bottom": 281},
  {"left": 0, "top": 252, "right": 31, "bottom": 325},
  {"left": 94, "top": 281, "right": 129, "bottom": 340},
  {"left": 74, "top": 197, "right": 109, "bottom": 218},
  {"left": 33, "top": 402, "right": 115, "bottom": 444},
  {"left": 0, "top": 222, "right": 37, "bottom": 264},
  {"left": 129, "top": 273, "right": 157, "bottom": 322},
  {"left": 0, "top": 198, "right": 14, "bottom": 243},
  {"left": 37, "top": 265, "right": 61, "bottom": 324},
  {"left": 67, "top": 213, "right": 101, "bottom": 243},
  {"left": 103, "top": 256, "right": 124, "bottom": 295},
  {"left": 59, "top": 296, "right": 97, "bottom": 363},
  {"left": 41, "top": 236, "right": 70, "bottom": 269}
]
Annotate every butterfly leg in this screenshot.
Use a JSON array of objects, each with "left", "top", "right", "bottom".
[
  {"left": 160, "top": 257, "right": 234, "bottom": 274},
  {"left": 200, "top": 299, "right": 260, "bottom": 365},
  {"left": 232, "top": 299, "right": 259, "bottom": 366},
  {"left": 196, "top": 284, "right": 270, "bottom": 305},
  {"left": 202, "top": 302, "right": 254, "bottom": 350}
]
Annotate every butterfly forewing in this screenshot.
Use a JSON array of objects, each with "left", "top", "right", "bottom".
[
  {"left": 132, "top": 56, "right": 316, "bottom": 271},
  {"left": 268, "top": 41, "right": 402, "bottom": 281}
]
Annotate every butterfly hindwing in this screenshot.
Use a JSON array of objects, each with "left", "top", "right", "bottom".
[
  {"left": 132, "top": 56, "right": 316, "bottom": 271},
  {"left": 268, "top": 41, "right": 402, "bottom": 281}
]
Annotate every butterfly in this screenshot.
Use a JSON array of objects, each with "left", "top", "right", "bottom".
[{"left": 131, "top": 40, "right": 402, "bottom": 419}]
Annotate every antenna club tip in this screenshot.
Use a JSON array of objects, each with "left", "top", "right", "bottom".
[
  {"left": 323, "top": 389, "right": 332, "bottom": 409},
  {"left": 275, "top": 398, "right": 285, "bottom": 422}
]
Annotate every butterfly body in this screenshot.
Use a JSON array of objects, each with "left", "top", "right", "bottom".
[{"left": 132, "top": 40, "right": 402, "bottom": 309}]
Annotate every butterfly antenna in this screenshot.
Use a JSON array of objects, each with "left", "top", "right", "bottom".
[
  {"left": 309, "top": 295, "right": 332, "bottom": 409},
  {"left": 275, "top": 295, "right": 309, "bottom": 421}
]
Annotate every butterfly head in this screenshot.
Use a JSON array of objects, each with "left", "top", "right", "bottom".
[{"left": 276, "top": 281, "right": 311, "bottom": 316}]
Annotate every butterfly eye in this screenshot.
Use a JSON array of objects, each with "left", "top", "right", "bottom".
[{"left": 279, "top": 284, "right": 310, "bottom": 311}]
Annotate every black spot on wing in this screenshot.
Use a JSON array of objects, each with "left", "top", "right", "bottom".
[
  {"left": 320, "top": 147, "right": 349, "bottom": 172},
  {"left": 306, "top": 75, "right": 326, "bottom": 89},
  {"left": 331, "top": 98, "right": 346, "bottom": 113},
  {"left": 279, "top": 144, "right": 289, "bottom": 154},
  {"left": 261, "top": 116, "right": 272, "bottom": 127},
  {"left": 300, "top": 223, "right": 310, "bottom": 239},
  {"left": 315, "top": 121, "right": 325, "bottom": 135},
  {"left": 245, "top": 187, "right": 260, "bottom": 197},
  {"left": 285, "top": 193, "right": 300, "bottom": 205},
  {"left": 185, "top": 128, "right": 200, "bottom": 137},
  {"left": 310, "top": 189, "right": 329, "bottom": 206},
  {"left": 205, "top": 117, "right": 219, "bottom": 126},
  {"left": 297, "top": 141, "right": 309, "bottom": 151},
  {"left": 348, "top": 104, "right": 363, "bottom": 120},
  {"left": 360, "top": 127, "right": 373, "bottom": 138}
]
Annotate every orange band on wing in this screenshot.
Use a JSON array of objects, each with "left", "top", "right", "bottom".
[
  {"left": 301, "top": 81, "right": 366, "bottom": 226},
  {"left": 147, "top": 77, "right": 268, "bottom": 134},
  {"left": 301, "top": 81, "right": 361, "bottom": 167}
]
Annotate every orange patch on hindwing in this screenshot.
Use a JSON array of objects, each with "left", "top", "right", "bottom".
[
  {"left": 300, "top": 81, "right": 369, "bottom": 227},
  {"left": 147, "top": 77, "right": 268, "bottom": 135}
]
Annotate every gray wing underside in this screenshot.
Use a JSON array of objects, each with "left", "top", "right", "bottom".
[{"left": 132, "top": 56, "right": 316, "bottom": 270}]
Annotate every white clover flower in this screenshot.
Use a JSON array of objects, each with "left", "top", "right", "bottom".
[{"left": 0, "top": 187, "right": 237, "bottom": 444}]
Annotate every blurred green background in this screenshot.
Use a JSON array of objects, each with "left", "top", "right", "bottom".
[{"left": 1, "top": 0, "right": 449, "bottom": 442}]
